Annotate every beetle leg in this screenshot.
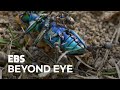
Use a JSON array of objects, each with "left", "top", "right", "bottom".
[
  {"left": 54, "top": 39, "right": 62, "bottom": 53},
  {"left": 61, "top": 42, "right": 67, "bottom": 45},
  {"left": 54, "top": 42, "right": 60, "bottom": 63},
  {"left": 54, "top": 44, "right": 68, "bottom": 64},
  {"left": 57, "top": 51, "right": 70, "bottom": 64},
  {"left": 33, "top": 29, "right": 47, "bottom": 45},
  {"left": 54, "top": 38, "right": 69, "bottom": 64},
  {"left": 49, "top": 34, "right": 52, "bottom": 41}
]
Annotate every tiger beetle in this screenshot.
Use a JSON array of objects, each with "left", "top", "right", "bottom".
[{"left": 18, "top": 11, "right": 89, "bottom": 57}]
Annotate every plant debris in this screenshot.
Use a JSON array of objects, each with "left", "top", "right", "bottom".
[{"left": 0, "top": 11, "right": 120, "bottom": 79}]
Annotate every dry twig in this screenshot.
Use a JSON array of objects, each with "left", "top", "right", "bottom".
[
  {"left": 98, "top": 24, "right": 118, "bottom": 72},
  {"left": 75, "top": 56, "right": 95, "bottom": 70},
  {"left": 115, "top": 63, "right": 120, "bottom": 79}
]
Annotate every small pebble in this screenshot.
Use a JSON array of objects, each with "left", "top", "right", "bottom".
[
  {"left": 0, "top": 28, "right": 4, "bottom": 34},
  {"left": 4, "top": 35, "right": 10, "bottom": 39},
  {"left": 108, "top": 58, "right": 116, "bottom": 66},
  {"left": 19, "top": 38, "right": 24, "bottom": 44},
  {"left": 104, "top": 42, "right": 113, "bottom": 49},
  {"left": 66, "top": 16, "right": 75, "bottom": 24}
]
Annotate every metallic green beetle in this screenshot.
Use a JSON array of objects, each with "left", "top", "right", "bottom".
[{"left": 19, "top": 12, "right": 87, "bottom": 55}]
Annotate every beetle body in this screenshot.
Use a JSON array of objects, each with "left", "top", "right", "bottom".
[
  {"left": 18, "top": 12, "right": 87, "bottom": 55},
  {"left": 44, "top": 22, "right": 87, "bottom": 55}
]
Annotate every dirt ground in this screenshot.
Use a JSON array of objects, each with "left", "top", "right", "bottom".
[{"left": 0, "top": 11, "right": 120, "bottom": 79}]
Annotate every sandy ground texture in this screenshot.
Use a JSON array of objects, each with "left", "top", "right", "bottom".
[{"left": 0, "top": 11, "right": 120, "bottom": 79}]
